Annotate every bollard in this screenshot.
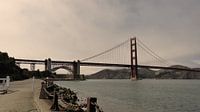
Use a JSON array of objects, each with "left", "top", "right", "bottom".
[
  {"left": 50, "top": 91, "right": 59, "bottom": 111},
  {"left": 87, "top": 97, "right": 97, "bottom": 112}
]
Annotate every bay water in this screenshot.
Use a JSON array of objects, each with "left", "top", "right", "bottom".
[{"left": 55, "top": 79, "right": 200, "bottom": 112}]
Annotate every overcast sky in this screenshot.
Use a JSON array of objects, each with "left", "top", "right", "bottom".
[{"left": 0, "top": 0, "right": 200, "bottom": 73}]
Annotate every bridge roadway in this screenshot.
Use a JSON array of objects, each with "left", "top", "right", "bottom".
[{"left": 15, "top": 59, "right": 200, "bottom": 72}]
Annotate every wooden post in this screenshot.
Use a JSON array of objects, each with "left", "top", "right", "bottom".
[
  {"left": 87, "top": 97, "right": 97, "bottom": 112},
  {"left": 50, "top": 91, "right": 59, "bottom": 111}
]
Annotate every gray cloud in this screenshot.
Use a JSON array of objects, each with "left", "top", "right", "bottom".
[{"left": 0, "top": 0, "right": 200, "bottom": 73}]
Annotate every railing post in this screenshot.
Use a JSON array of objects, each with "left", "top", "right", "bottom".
[
  {"left": 87, "top": 97, "right": 97, "bottom": 112},
  {"left": 50, "top": 91, "right": 59, "bottom": 111}
]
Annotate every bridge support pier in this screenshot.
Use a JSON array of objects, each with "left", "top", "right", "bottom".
[
  {"left": 73, "top": 60, "right": 80, "bottom": 80},
  {"left": 45, "top": 58, "right": 52, "bottom": 72}
]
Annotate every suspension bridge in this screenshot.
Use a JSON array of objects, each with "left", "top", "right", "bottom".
[{"left": 15, "top": 37, "right": 200, "bottom": 80}]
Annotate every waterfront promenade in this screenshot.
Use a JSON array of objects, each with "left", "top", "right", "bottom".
[{"left": 0, "top": 79, "right": 51, "bottom": 112}]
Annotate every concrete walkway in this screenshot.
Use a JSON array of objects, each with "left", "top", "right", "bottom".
[
  {"left": 33, "top": 79, "right": 52, "bottom": 112},
  {"left": 0, "top": 79, "right": 51, "bottom": 112}
]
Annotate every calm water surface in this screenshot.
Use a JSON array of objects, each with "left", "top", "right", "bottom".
[{"left": 55, "top": 79, "right": 200, "bottom": 112}]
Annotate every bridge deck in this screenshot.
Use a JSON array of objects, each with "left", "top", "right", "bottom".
[{"left": 15, "top": 59, "right": 200, "bottom": 72}]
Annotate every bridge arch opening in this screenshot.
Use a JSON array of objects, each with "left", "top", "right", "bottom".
[
  {"left": 52, "top": 68, "right": 72, "bottom": 74},
  {"left": 51, "top": 66, "right": 73, "bottom": 79}
]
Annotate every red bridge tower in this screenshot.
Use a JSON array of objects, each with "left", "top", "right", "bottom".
[{"left": 130, "top": 37, "right": 138, "bottom": 80}]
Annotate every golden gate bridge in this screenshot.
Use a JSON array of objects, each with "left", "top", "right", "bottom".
[{"left": 15, "top": 37, "right": 200, "bottom": 80}]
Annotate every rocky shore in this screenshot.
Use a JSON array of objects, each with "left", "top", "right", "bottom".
[{"left": 39, "top": 80, "right": 103, "bottom": 112}]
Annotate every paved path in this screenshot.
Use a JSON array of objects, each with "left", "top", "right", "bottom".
[
  {"left": 0, "top": 79, "right": 51, "bottom": 112},
  {"left": 33, "top": 79, "right": 52, "bottom": 112}
]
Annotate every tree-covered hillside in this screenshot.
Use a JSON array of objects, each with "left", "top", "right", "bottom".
[
  {"left": 0, "top": 52, "right": 29, "bottom": 80},
  {"left": 0, "top": 52, "right": 52, "bottom": 81}
]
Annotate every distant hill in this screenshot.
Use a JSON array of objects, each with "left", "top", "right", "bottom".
[
  {"left": 86, "top": 68, "right": 156, "bottom": 79},
  {"left": 86, "top": 65, "right": 200, "bottom": 79},
  {"left": 155, "top": 65, "right": 200, "bottom": 79},
  {"left": 86, "top": 69, "right": 131, "bottom": 79}
]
